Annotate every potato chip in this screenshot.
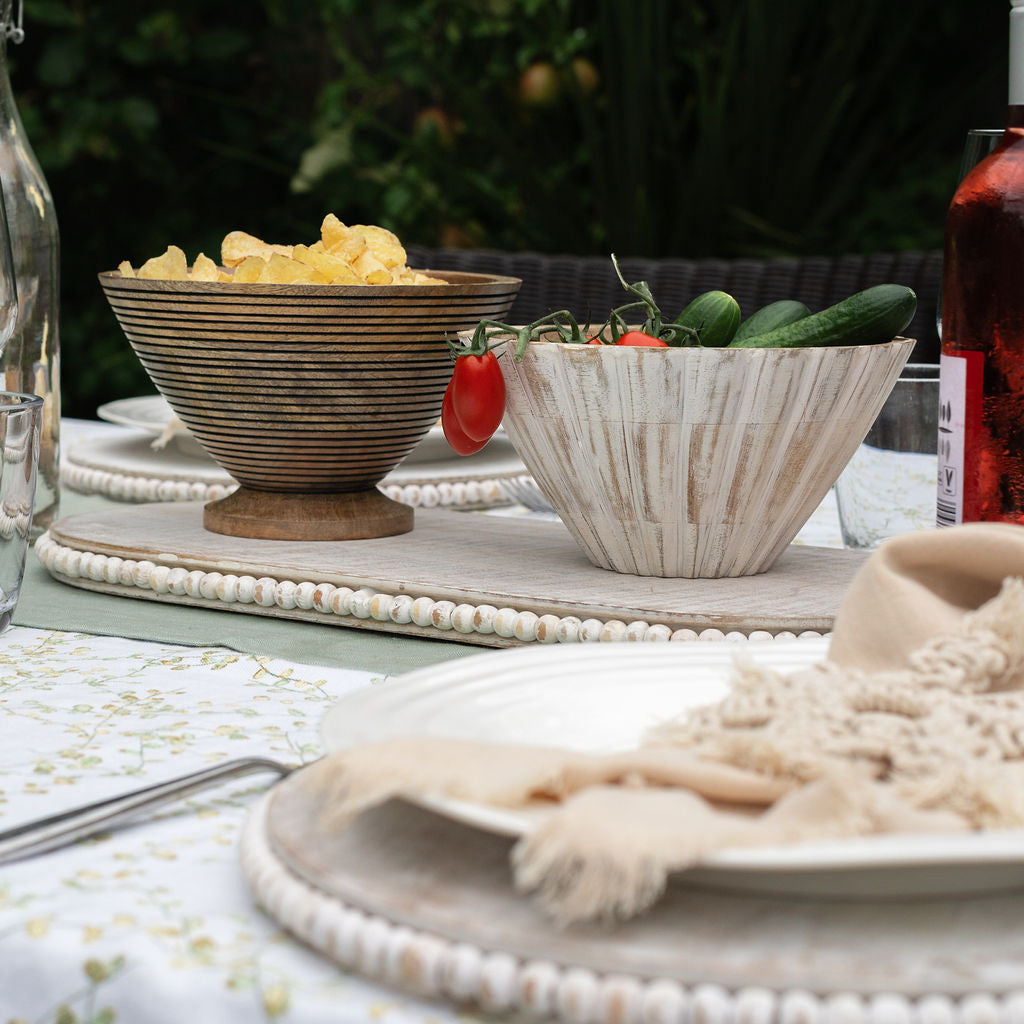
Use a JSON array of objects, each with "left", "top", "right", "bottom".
[
  {"left": 320, "top": 213, "right": 349, "bottom": 252},
  {"left": 352, "top": 224, "right": 406, "bottom": 269},
  {"left": 232, "top": 256, "right": 267, "bottom": 283},
  {"left": 190, "top": 252, "right": 220, "bottom": 281},
  {"left": 221, "top": 230, "right": 293, "bottom": 268},
  {"left": 120, "top": 216, "right": 445, "bottom": 288},
  {"left": 324, "top": 228, "right": 368, "bottom": 265},
  {"left": 138, "top": 245, "right": 189, "bottom": 281},
  {"left": 332, "top": 267, "right": 367, "bottom": 285},
  {"left": 260, "top": 253, "right": 329, "bottom": 285},
  {"left": 292, "top": 243, "right": 363, "bottom": 284},
  {"left": 352, "top": 249, "right": 392, "bottom": 285}
]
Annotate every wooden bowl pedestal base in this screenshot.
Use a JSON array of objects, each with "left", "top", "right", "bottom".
[{"left": 202, "top": 486, "right": 414, "bottom": 541}]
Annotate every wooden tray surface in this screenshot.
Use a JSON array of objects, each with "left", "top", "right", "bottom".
[{"left": 40, "top": 503, "right": 868, "bottom": 645}]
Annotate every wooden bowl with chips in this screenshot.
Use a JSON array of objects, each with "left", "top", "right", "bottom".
[{"left": 98, "top": 225, "right": 520, "bottom": 541}]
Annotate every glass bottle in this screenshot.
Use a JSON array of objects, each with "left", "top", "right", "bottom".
[
  {"left": 0, "top": 0, "right": 59, "bottom": 537},
  {"left": 937, "top": 0, "right": 1024, "bottom": 526}
]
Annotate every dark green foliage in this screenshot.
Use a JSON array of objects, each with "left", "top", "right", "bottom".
[{"left": 4, "top": 0, "right": 1004, "bottom": 414}]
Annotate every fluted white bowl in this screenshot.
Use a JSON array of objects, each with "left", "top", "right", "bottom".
[{"left": 493, "top": 336, "right": 915, "bottom": 578}]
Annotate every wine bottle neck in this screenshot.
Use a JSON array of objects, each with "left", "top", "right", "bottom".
[{"left": 1012, "top": 4, "right": 1024, "bottom": 105}]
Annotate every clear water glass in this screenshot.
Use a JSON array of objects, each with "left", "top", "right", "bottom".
[
  {"left": 834, "top": 365, "right": 941, "bottom": 549},
  {"left": 0, "top": 390, "right": 41, "bottom": 630}
]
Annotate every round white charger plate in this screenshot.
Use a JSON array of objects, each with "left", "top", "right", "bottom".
[
  {"left": 242, "top": 787, "right": 1024, "bottom": 1015},
  {"left": 76, "top": 397, "right": 526, "bottom": 508},
  {"left": 316, "top": 639, "right": 1024, "bottom": 899},
  {"left": 240, "top": 636, "right": 1024, "bottom": 1017}
]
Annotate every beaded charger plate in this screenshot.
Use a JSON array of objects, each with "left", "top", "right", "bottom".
[
  {"left": 241, "top": 768, "right": 1024, "bottom": 1019},
  {"left": 38, "top": 503, "right": 866, "bottom": 646},
  {"left": 63, "top": 430, "right": 525, "bottom": 510}
]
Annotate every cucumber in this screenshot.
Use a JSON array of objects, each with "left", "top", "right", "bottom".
[
  {"left": 728, "top": 284, "right": 917, "bottom": 349},
  {"left": 733, "top": 299, "right": 811, "bottom": 343},
  {"left": 673, "top": 290, "right": 741, "bottom": 347}
]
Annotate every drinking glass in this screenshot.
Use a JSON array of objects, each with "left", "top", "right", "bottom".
[
  {"left": 833, "top": 364, "right": 940, "bottom": 549},
  {"left": 0, "top": 391, "right": 41, "bottom": 630},
  {"left": 0, "top": 189, "right": 39, "bottom": 632},
  {"left": 937, "top": 129, "right": 1004, "bottom": 340}
]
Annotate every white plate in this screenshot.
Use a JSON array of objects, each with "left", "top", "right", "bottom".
[
  {"left": 319, "top": 640, "right": 1024, "bottom": 897},
  {"left": 97, "top": 394, "right": 177, "bottom": 435},
  {"left": 96, "top": 395, "right": 518, "bottom": 468}
]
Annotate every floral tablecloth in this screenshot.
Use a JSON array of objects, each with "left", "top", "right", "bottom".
[{"left": 0, "top": 625, "right": 471, "bottom": 1024}]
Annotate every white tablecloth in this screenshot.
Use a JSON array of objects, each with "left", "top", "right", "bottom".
[{"left": 0, "top": 625, "right": 470, "bottom": 1023}]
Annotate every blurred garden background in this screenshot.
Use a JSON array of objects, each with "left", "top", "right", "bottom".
[{"left": 8, "top": 0, "right": 1006, "bottom": 415}]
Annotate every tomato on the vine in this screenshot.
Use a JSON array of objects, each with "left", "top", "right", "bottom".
[
  {"left": 449, "top": 350, "right": 506, "bottom": 442},
  {"left": 616, "top": 331, "right": 668, "bottom": 347},
  {"left": 441, "top": 378, "right": 488, "bottom": 456}
]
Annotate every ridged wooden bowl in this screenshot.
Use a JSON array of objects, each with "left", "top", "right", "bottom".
[
  {"left": 99, "top": 271, "right": 520, "bottom": 540},
  {"left": 495, "top": 336, "right": 915, "bottom": 578}
]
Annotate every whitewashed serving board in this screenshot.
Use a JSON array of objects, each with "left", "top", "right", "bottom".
[{"left": 38, "top": 503, "right": 867, "bottom": 645}]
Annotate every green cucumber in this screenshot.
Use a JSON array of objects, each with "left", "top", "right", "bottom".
[
  {"left": 728, "top": 284, "right": 917, "bottom": 349},
  {"left": 733, "top": 299, "right": 811, "bottom": 343},
  {"left": 673, "top": 290, "right": 741, "bottom": 347}
]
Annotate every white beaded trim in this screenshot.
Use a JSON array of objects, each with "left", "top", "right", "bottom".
[
  {"left": 0, "top": 500, "right": 32, "bottom": 540},
  {"left": 61, "top": 458, "right": 514, "bottom": 509},
  {"left": 34, "top": 530, "right": 827, "bottom": 645},
  {"left": 240, "top": 794, "right": 1024, "bottom": 1020}
]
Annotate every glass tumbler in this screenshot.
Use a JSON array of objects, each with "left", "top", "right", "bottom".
[
  {"left": 0, "top": 390, "right": 41, "bottom": 630},
  {"left": 834, "top": 364, "right": 941, "bottom": 549}
]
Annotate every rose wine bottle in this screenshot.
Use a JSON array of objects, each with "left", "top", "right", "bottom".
[{"left": 938, "top": 0, "right": 1024, "bottom": 526}]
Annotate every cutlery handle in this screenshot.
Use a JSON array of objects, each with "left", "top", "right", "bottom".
[{"left": 0, "top": 756, "right": 292, "bottom": 865}]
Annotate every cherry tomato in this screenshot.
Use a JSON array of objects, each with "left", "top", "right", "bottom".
[
  {"left": 449, "top": 350, "right": 506, "bottom": 442},
  {"left": 441, "top": 378, "right": 487, "bottom": 456},
  {"left": 616, "top": 331, "right": 668, "bottom": 347},
  {"left": 586, "top": 337, "right": 604, "bottom": 345}
]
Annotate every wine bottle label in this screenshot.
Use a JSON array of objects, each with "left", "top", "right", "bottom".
[{"left": 937, "top": 351, "right": 984, "bottom": 526}]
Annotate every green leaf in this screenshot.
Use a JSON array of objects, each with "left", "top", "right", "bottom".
[{"left": 291, "top": 125, "right": 355, "bottom": 193}]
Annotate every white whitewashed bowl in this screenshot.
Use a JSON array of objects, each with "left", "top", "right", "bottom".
[{"left": 493, "top": 336, "right": 915, "bottom": 578}]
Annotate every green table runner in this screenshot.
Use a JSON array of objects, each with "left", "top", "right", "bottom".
[{"left": 14, "top": 490, "right": 485, "bottom": 675}]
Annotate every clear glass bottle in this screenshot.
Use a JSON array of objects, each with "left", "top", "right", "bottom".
[
  {"left": 0, "top": 0, "right": 59, "bottom": 537},
  {"left": 938, "top": 0, "right": 1024, "bottom": 525}
]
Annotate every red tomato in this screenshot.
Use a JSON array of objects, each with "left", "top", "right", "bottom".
[
  {"left": 586, "top": 336, "right": 604, "bottom": 345},
  {"left": 449, "top": 350, "right": 506, "bottom": 442},
  {"left": 441, "top": 379, "right": 487, "bottom": 456},
  {"left": 616, "top": 331, "right": 668, "bottom": 347}
]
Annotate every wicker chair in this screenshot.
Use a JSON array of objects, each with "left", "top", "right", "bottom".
[{"left": 406, "top": 246, "right": 942, "bottom": 363}]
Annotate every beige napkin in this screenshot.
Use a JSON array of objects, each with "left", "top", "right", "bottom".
[
  {"left": 306, "top": 522, "right": 1024, "bottom": 923},
  {"left": 828, "top": 522, "right": 1024, "bottom": 672}
]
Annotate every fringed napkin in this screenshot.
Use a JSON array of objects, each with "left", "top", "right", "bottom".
[{"left": 305, "top": 523, "right": 1024, "bottom": 923}]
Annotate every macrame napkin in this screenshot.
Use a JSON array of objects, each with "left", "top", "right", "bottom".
[{"left": 305, "top": 522, "right": 1024, "bottom": 923}]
